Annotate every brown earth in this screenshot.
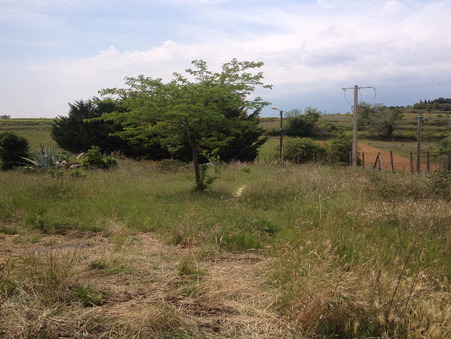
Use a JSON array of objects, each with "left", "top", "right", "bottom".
[{"left": 358, "top": 142, "right": 434, "bottom": 172}]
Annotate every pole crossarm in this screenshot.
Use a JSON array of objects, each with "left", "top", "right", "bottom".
[{"left": 341, "top": 85, "right": 376, "bottom": 167}]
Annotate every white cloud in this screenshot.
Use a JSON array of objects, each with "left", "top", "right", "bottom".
[{"left": 1, "top": 0, "right": 451, "bottom": 117}]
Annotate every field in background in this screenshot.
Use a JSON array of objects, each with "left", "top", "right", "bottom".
[{"left": 0, "top": 118, "right": 56, "bottom": 150}]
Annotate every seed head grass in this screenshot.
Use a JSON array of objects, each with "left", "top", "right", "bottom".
[{"left": 0, "top": 160, "right": 449, "bottom": 337}]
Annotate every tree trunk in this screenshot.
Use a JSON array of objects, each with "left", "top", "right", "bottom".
[
  {"left": 185, "top": 125, "right": 201, "bottom": 190},
  {"left": 191, "top": 136, "right": 201, "bottom": 189}
]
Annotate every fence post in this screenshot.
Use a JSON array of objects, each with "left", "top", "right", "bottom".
[
  {"left": 448, "top": 150, "right": 451, "bottom": 171},
  {"left": 362, "top": 152, "right": 365, "bottom": 169},
  {"left": 410, "top": 151, "right": 414, "bottom": 174},
  {"left": 378, "top": 152, "right": 383, "bottom": 170},
  {"left": 426, "top": 151, "right": 430, "bottom": 173},
  {"left": 390, "top": 151, "right": 394, "bottom": 172}
]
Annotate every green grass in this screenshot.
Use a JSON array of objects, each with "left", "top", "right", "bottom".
[
  {"left": 256, "top": 136, "right": 279, "bottom": 163},
  {"left": 0, "top": 118, "right": 57, "bottom": 150},
  {"left": 1, "top": 117, "right": 450, "bottom": 337},
  {"left": 1, "top": 161, "right": 450, "bottom": 337}
]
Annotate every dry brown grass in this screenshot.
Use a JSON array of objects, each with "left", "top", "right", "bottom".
[
  {"left": 0, "top": 228, "right": 293, "bottom": 338},
  {"left": 271, "top": 240, "right": 451, "bottom": 338}
]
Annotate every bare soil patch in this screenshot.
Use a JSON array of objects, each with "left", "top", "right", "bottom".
[{"left": 358, "top": 142, "right": 434, "bottom": 171}]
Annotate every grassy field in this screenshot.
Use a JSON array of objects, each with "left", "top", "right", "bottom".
[
  {"left": 261, "top": 111, "right": 450, "bottom": 141},
  {"left": 1, "top": 160, "right": 450, "bottom": 338},
  {"left": 0, "top": 117, "right": 450, "bottom": 337},
  {"left": 0, "top": 118, "right": 56, "bottom": 150}
]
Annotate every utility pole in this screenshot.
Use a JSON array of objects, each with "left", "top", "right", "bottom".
[
  {"left": 342, "top": 85, "right": 375, "bottom": 167},
  {"left": 272, "top": 107, "right": 284, "bottom": 162},
  {"left": 417, "top": 112, "right": 423, "bottom": 173},
  {"left": 279, "top": 109, "right": 283, "bottom": 162}
]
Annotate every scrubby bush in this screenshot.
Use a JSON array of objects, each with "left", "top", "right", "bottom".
[
  {"left": 83, "top": 146, "right": 117, "bottom": 169},
  {"left": 283, "top": 137, "right": 326, "bottom": 163},
  {"left": 0, "top": 132, "right": 29, "bottom": 170},
  {"left": 328, "top": 133, "right": 353, "bottom": 164},
  {"left": 284, "top": 107, "right": 321, "bottom": 137}
]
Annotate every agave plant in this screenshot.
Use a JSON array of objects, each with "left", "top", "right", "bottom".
[{"left": 22, "top": 146, "right": 61, "bottom": 171}]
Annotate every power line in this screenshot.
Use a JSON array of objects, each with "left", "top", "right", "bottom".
[{"left": 341, "top": 85, "right": 375, "bottom": 167}]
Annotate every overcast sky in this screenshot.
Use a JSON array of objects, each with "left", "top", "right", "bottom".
[{"left": 1, "top": 0, "right": 451, "bottom": 118}]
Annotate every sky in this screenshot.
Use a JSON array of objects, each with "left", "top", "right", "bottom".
[{"left": 1, "top": 0, "right": 451, "bottom": 118}]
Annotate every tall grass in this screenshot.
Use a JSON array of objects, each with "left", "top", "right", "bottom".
[{"left": 1, "top": 160, "right": 450, "bottom": 337}]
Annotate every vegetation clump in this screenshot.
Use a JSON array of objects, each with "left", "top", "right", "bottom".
[
  {"left": 0, "top": 131, "right": 29, "bottom": 170},
  {"left": 22, "top": 146, "right": 61, "bottom": 171},
  {"left": 82, "top": 145, "right": 117, "bottom": 169}
]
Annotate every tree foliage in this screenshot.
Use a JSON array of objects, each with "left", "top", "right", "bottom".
[
  {"left": 358, "top": 103, "right": 403, "bottom": 139},
  {"left": 51, "top": 98, "right": 140, "bottom": 155},
  {"left": 284, "top": 107, "right": 321, "bottom": 137},
  {"left": 98, "top": 59, "right": 271, "bottom": 191},
  {"left": 413, "top": 97, "right": 451, "bottom": 111},
  {"left": 0, "top": 132, "right": 29, "bottom": 170}
]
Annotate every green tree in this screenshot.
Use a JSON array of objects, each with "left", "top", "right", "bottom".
[
  {"left": 358, "top": 103, "right": 402, "bottom": 139},
  {"left": 0, "top": 132, "right": 29, "bottom": 170},
  {"left": 51, "top": 98, "right": 158, "bottom": 157},
  {"left": 284, "top": 107, "right": 321, "bottom": 137},
  {"left": 99, "top": 59, "right": 271, "bottom": 191}
]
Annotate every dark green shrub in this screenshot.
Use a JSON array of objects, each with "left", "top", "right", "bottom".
[
  {"left": 283, "top": 137, "right": 326, "bottom": 163},
  {"left": 83, "top": 146, "right": 117, "bottom": 169},
  {"left": 285, "top": 107, "right": 321, "bottom": 137},
  {"left": 328, "top": 133, "right": 353, "bottom": 164},
  {"left": 0, "top": 132, "right": 29, "bottom": 170}
]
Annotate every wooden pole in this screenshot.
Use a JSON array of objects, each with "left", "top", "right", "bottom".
[
  {"left": 448, "top": 150, "right": 451, "bottom": 171},
  {"left": 279, "top": 110, "right": 284, "bottom": 162},
  {"left": 410, "top": 151, "right": 414, "bottom": 174},
  {"left": 352, "top": 85, "right": 358, "bottom": 167},
  {"left": 362, "top": 152, "right": 365, "bottom": 169},
  {"left": 378, "top": 153, "right": 383, "bottom": 170},
  {"left": 390, "top": 151, "right": 394, "bottom": 172},
  {"left": 426, "top": 151, "right": 430, "bottom": 173},
  {"left": 373, "top": 153, "right": 379, "bottom": 169},
  {"left": 417, "top": 112, "right": 423, "bottom": 173}
]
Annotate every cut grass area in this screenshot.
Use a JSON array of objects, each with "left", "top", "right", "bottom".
[{"left": 1, "top": 161, "right": 450, "bottom": 337}]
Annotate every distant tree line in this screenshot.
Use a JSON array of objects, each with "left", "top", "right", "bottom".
[{"left": 413, "top": 98, "right": 451, "bottom": 111}]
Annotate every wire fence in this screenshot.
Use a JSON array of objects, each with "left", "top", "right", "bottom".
[{"left": 256, "top": 150, "right": 451, "bottom": 173}]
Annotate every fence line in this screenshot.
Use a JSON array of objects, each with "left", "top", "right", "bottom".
[{"left": 256, "top": 150, "right": 451, "bottom": 173}]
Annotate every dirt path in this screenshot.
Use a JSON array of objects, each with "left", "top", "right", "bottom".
[
  {"left": 0, "top": 230, "right": 292, "bottom": 338},
  {"left": 358, "top": 142, "right": 434, "bottom": 172}
]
